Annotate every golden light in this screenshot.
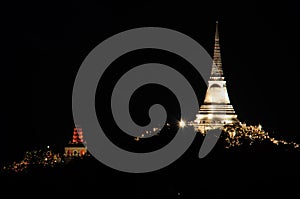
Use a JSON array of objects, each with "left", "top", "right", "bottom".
[{"left": 179, "top": 120, "right": 186, "bottom": 128}]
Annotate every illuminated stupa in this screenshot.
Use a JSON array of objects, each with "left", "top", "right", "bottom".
[{"left": 194, "top": 21, "right": 240, "bottom": 133}]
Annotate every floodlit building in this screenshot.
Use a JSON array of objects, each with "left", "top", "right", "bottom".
[
  {"left": 194, "top": 22, "right": 240, "bottom": 133},
  {"left": 64, "top": 126, "right": 87, "bottom": 157}
]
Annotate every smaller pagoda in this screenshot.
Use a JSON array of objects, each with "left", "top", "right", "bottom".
[{"left": 64, "top": 126, "right": 87, "bottom": 157}]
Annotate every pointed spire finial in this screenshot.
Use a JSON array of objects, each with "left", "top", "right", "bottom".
[
  {"left": 210, "top": 21, "right": 224, "bottom": 79},
  {"left": 215, "top": 21, "right": 219, "bottom": 39}
]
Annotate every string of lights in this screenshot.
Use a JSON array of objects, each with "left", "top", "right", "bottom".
[
  {"left": 1, "top": 146, "right": 63, "bottom": 174},
  {"left": 135, "top": 121, "right": 300, "bottom": 151},
  {"left": 2, "top": 121, "right": 299, "bottom": 174}
]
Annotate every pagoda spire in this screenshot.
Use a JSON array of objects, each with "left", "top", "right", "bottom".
[
  {"left": 72, "top": 126, "right": 84, "bottom": 143},
  {"left": 210, "top": 21, "right": 224, "bottom": 79},
  {"left": 194, "top": 21, "right": 239, "bottom": 134}
]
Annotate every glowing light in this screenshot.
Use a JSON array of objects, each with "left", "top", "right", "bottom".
[
  {"left": 3, "top": 122, "right": 300, "bottom": 174},
  {"left": 258, "top": 124, "right": 262, "bottom": 130},
  {"left": 179, "top": 120, "right": 186, "bottom": 128}
]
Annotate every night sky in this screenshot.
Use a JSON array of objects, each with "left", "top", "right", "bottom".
[{"left": 2, "top": 0, "right": 300, "bottom": 170}]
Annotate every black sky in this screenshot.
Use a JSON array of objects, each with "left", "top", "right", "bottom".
[{"left": 1, "top": 1, "right": 300, "bottom": 163}]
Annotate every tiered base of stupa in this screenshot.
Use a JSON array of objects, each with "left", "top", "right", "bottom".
[{"left": 194, "top": 103, "right": 240, "bottom": 134}]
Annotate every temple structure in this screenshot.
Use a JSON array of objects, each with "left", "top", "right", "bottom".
[
  {"left": 64, "top": 126, "right": 87, "bottom": 157},
  {"left": 194, "top": 21, "right": 240, "bottom": 133}
]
